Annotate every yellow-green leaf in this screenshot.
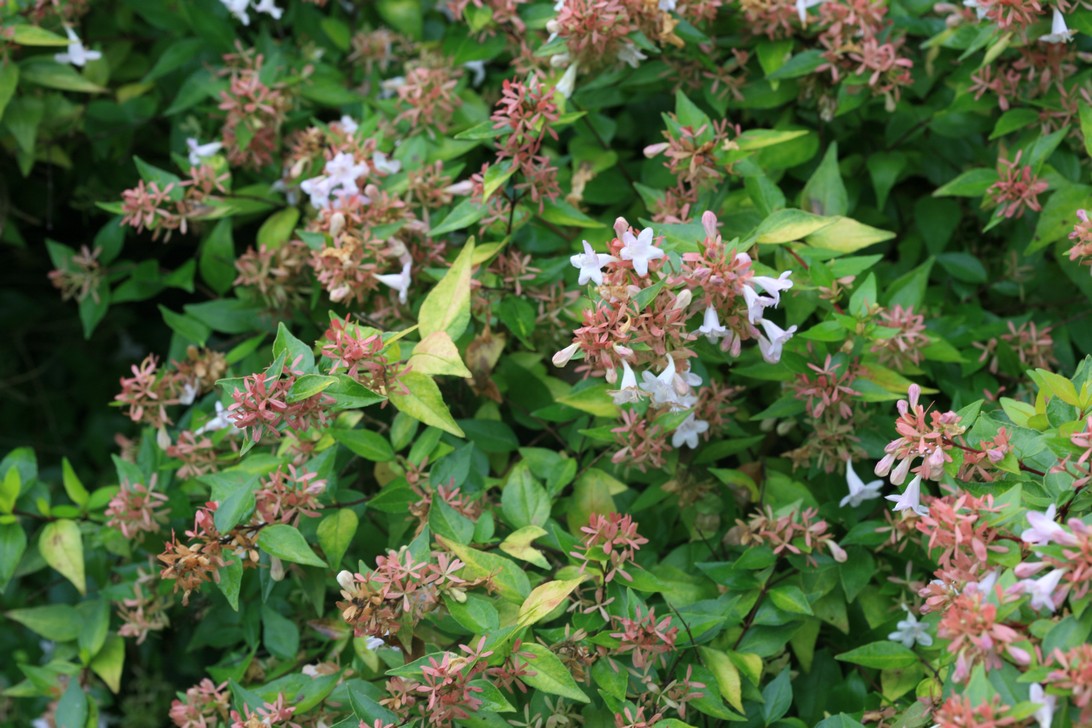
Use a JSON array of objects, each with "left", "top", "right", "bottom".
[
  {"left": 518, "top": 578, "right": 584, "bottom": 628},
  {"left": 39, "top": 519, "right": 85, "bottom": 594},
  {"left": 699, "top": 647, "right": 744, "bottom": 713},
  {"left": 409, "top": 331, "right": 472, "bottom": 378},
  {"left": 419, "top": 238, "right": 475, "bottom": 341},
  {"left": 499, "top": 525, "right": 550, "bottom": 569},
  {"left": 90, "top": 635, "right": 125, "bottom": 693},
  {"left": 388, "top": 372, "right": 465, "bottom": 437},
  {"left": 806, "top": 216, "right": 895, "bottom": 253}
]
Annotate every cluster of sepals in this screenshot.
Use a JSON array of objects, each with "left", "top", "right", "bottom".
[{"left": 7, "top": 0, "right": 1092, "bottom": 727}]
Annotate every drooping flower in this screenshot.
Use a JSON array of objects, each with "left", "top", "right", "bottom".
[
  {"left": 570, "top": 240, "right": 617, "bottom": 286},
  {"left": 54, "top": 27, "right": 102, "bottom": 67},
  {"left": 1021, "top": 505, "right": 1073, "bottom": 546},
  {"left": 186, "top": 138, "right": 223, "bottom": 167},
  {"left": 885, "top": 474, "right": 929, "bottom": 517},
  {"left": 751, "top": 270, "right": 794, "bottom": 305},
  {"left": 1028, "top": 684, "right": 1056, "bottom": 728},
  {"left": 742, "top": 284, "right": 775, "bottom": 324},
  {"left": 1039, "top": 8, "right": 1075, "bottom": 44},
  {"left": 375, "top": 260, "right": 412, "bottom": 304},
  {"left": 616, "top": 41, "right": 647, "bottom": 69},
  {"left": 610, "top": 360, "right": 642, "bottom": 405},
  {"left": 755, "top": 318, "right": 797, "bottom": 363},
  {"left": 619, "top": 226, "right": 665, "bottom": 277},
  {"left": 672, "top": 413, "right": 709, "bottom": 449},
  {"left": 194, "top": 401, "right": 236, "bottom": 436},
  {"left": 888, "top": 605, "right": 933, "bottom": 649},
  {"left": 253, "top": 0, "right": 283, "bottom": 19},
  {"left": 840, "top": 459, "right": 884, "bottom": 508},
  {"left": 1020, "top": 568, "right": 1066, "bottom": 612},
  {"left": 639, "top": 356, "right": 679, "bottom": 408},
  {"left": 696, "top": 306, "right": 728, "bottom": 343}
]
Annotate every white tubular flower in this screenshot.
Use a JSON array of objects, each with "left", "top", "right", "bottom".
[
  {"left": 697, "top": 306, "right": 728, "bottom": 343},
  {"left": 464, "top": 60, "right": 486, "bottom": 87},
  {"left": 619, "top": 227, "right": 665, "bottom": 277},
  {"left": 186, "top": 138, "right": 223, "bottom": 167},
  {"left": 885, "top": 474, "right": 929, "bottom": 517},
  {"left": 840, "top": 459, "right": 884, "bottom": 508},
  {"left": 671, "top": 413, "right": 709, "bottom": 449},
  {"left": 755, "top": 318, "right": 797, "bottom": 363},
  {"left": 552, "top": 343, "right": 580, "bottom": 367},
  {"left": 741, "top": 284, "right": 775, "bottom": 324},
  {"left": 888, "top": 605, "right": 933, "bottom": 649},
  {"left": 1021, "top": 504, "right": 1074, "bottom": 546},
  {"left": 1020, "top": 568, "right": 1066, "bottom": 613},
  {"left": 751, "top": 270, "right": 794, "bottom": 305},
  {"left": 639, "top": 356, "right": 679, "bottom": 408},
  {"left": 221, "top": 0, "right": 252, "bottom": 24},
  {"left": 254, "top": 0, "right": 284, "bottom": 19},
  {"left": 372, "top": 151, "right": 402, "bottom": 175},
  {"left": 374, "top": 260, "right": 412, "bottom": 304},
  {"left": 178, "top": 381, "right": 199, "bottom": 406},
  {"left": 54, "top": 27, "right": 102, "bottom": 67},
  {"left": 795, "top": 0, "right": 826, "bottom": 23},
  {"left": 611, "top": 360, "right": 643, "bottom": 405},
  {"left": 338, "top": 115, "right": 359, "bottom": 134},
  {"left": 570, "top": 240, "right": 617, "bottom": 286},
  {"left": 195, "top": 401, "right": 236, "bottom": 436},
  {"left": 1029, "top": 684, "right": 1056, "bottom": 728},
  {"left": 617, "top": 41, "right": 647, "bottom": 69},
  {"left": 1039, "top": 8, "right": 1075, "bottom": 43},
  {"left": 555, "top": 62, "right": 579, "bottom": 99}
]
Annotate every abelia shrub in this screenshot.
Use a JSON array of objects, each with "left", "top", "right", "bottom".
[{"left": 3, "top": 0, "right": 1092, "bottom": 727}]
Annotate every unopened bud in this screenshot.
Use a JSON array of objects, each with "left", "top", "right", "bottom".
[
  {"left": 759, "top": 418, "right": 777, "bottom": 433},
  {"left": 673, "top": 289, "right": 692, "bottom": 311},
  {"left": 329, "top": 212, "right": 345, "bottom": 238},
  {"left": 336, "top": 570, "right": 356, "bottom": 592},
  {"left": 827, "top": 541, "right": 847, "bottom": 563},
  {"left": 552, "top": 343, "right": 580, "bottom": 368},
  {"left": 776, "top": 419, "right": 796, "bottom": 436},
  {"left": 156, "top": 427, "right": 171, "bottom": 451},
  {"left": 701, "top": 210, "right": 719, "bottom": 239},
  {"left": 270, "top": 556, "right": 285, "bottom": 582}
]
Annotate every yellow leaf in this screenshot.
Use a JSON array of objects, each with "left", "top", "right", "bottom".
[
  {"left": 699, "top": 647, "right": 744, "bottom": 713},
  {"left": 806, "top": 216, "right": 895, "bottom": 253},
  {"left": 499, "top": 525, "right": 550, "bottom": 568},
  {"left": 39, "top": 519, "right": 85, "bottom": 595},
  {"left": 409, "top": 331, "right": 472, "bottom": 378},
  {"left": 518, "top": 577, "right": 585, "bottom": 628}
]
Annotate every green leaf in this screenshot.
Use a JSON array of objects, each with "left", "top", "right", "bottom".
[
  {"left": 481, "top": 160, "right": 515, "bottom": 203},
  {"left": 517, "top": 578, "right": 584, "bottom": 628},
  {"left": 752, "top": 209, "right": 834, "bottom": 244},
  {"left": 258, "top": 524, "right": 328, "bottom": 568},
  {"left": 287, "top": 374, "right": 338, "bottom": 403},
  {"left": 90, "top": 635, "right": 125, "bottom": 693},
  {"left": 539, "top": 199, "right": 606, "bottom": 228},
  {"left": 936, "top": 252, "right": 987, "bottom": 284},
  {"left": 866, "top": 152, "right": 907, "bottom": 209},
  {"left": 769, "top": 585, "right": 814, "bottom": 616},
  {"left": 273, "top": 322, "right": 316, "bottom": 373},
  {"left": 199, "top": 219, "right": 236, "bottom": 295},
  {"left": 0, "top": 465, "right": 19, "bottom": 513},
  {"left": 159, "top": 305, "right": 210, "bottom": 345},
  {"left": 933, "top": 168, "right": 997, "bottom": 197},
  {"left": 20, "top": 58, "right": 106, "bottom": 93},
  {"left": 11, "top": 25, "right": 72, "bottom": 46},
  {"left": 56, "top": 676, "right": 89, "bottom": 727},
  {"left": 331, "top": 429, "right": 395, "bottom": 461},
  {"left": 800, "top": 143, "right": 848, "bottom": 216},
  {"left": 77, "top": 600, "right": 110, "bottom": 662},
  {"left": 989, "top": 108, "right": 1039, "bottom": 140},
  {"left": 430, "top": 199, "right": 486, "bottom": 236},
  {"left": 518, "top": 643, "right": 590, "bottom": 702},
  {"left": 0, "top": 63, "right": 19, "bottom": 122},
  {"left": 767, "top": 50, "right": 824, "bottom": 80},
  {"left": 501, "top": 465, "right": 551, "bottom": 528},
  {"left": 216, "top": 556, "right": 243, "bottom": 610},
  {"left": 437, "top": 535, "right": 530, "bottom": 602},
  {"left": 61, "top": 458, "right": 89, "bottom": 508},
  {"left": 699, "top": 647, "right": 745, "bottom": 713},
  {"left": 39, "top": 519, "right": 85, "bottom": 594},
  {"left": 0, "top": 523, "right": 27, "bottom": 593},
  {"left": 1080, "top": 101, "right": 1092, "bottom": 157},
  {"left": 257, "top": 208, "right": 300, "bottom": 248},
  {"left": 761, "top": 668, "right": 793, "bottom": 725},
  {"left": 318, "top": 509, "right": 359, "bottom": 569},
  {"left": 1027, "top": 184, "right": 1092, "bottom": 254},
  {"left": 419, "top": 239, "right": 476, "bottom": 341},
  {"left": 388, "top": 372, "right": 465, "bottom": 437},
  {"left": 806, "top": 217, "right": 895, "bottom": 253},
  {"left": 429, "top": 498, "right": 475, "bottom": 544},
  {"left": 5, "top": 604, "right": 81, "bottom": 641},
  {"left": 262, "top": 605, "right": 301, "bottom": 660},
  {"left": 836, "top": 641, "right": 919, "bottom": 669}
]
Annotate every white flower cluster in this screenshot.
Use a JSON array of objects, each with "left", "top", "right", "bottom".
[{"left": 220, "top": 0, "right": 283, "bottom": 25}]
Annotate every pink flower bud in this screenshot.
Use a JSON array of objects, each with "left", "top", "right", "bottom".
[
  {"left": 643, "top": 142, "right": 670, "bottom": 158},
  {"left": 827, "top": 541, "right": 848, "bottom": 563},
  {"left": 552, "top": 343, "right": 580, "bottom": 367},
  {"left": 701, "top": 210, "right": 718, "bottom": 239},
  {"left": 614, "top": 216, "right": 630, "bottom": 239}
]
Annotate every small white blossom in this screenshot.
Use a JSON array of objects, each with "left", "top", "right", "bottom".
[
  {"left": 54, "top": 27, "right": 102, "bottom": 67},
  {"left": 963, "top": 0, "right": 988, "bottom": 19},
  {"left": 885, "top": 474, "right": 929, "bottom": 517},
  {"left": 741, "top": 284, "right": 775, "bottom": 324},
  {"left": 616, "top": 41, "right": 647, "bottom": 69},
  {"left": 338, "top": 115, "right": 359, "bottom": 134},
  {"left": 672, "top": 413, "right": 709, "bottom": 449},
  {"left": 795, "top": 0, "right": 826, "bottom": 23},
  {"left": 888, "top": 606, "right": 933, "bottom": 649},
  {"left": 570, "top": 240, "right": 617, "bottom": 286},
  {"left": 659, "top": 0, "right": 677, "bottom": 9},
  {"left": 1029, "top": 684, "right": 1056, "bottom": 728},
  {"left": 178, "top": 381, "right": 199, "bottom": 406},
  {"left": 611, "top": 360, "right": 642, "bottom": 405},
  {"left": 552, "top": 343, "right": 580, "bottom": 367},
  {"left": 336, "top": 570, "right": 356, "bottom": 592},
  {"left": 751, "top": 270, "right": 794, "bottom": 305},
  {"left": 375, "top": 260, "right": 412, "bottom": 304},
  {"left": 221, "top": 0, "right": 252, "bottom": 24},
  {"left": 755, "top": 318, "right": 796, "bottom": 363},
  {"left": 555, "top": 62, "right": 579, "bottom": 99},
  {"left": 840, "top": 459, "right": 884, "bottom": 508},
  {"left": 186, "top": 138, "right": 223, "bottom": 167},
  {"left": 1021, "top": 504, "right": 1073, "bottom": 546},
  {"left": 696, "top": 306, "right": 728, "bottom": 343},
  {"left": 372, "top": 151, "right": 402, "bottom": 175},
  {"left": 1020, "top": 568, "right": 1066, "bottom": 612},
  {"left": 1039, "top": 8, "right": 1075, "bottom": 44},
  {"left": 640, "top": 356, "right": 680, "bottom": 408},
  {"left": 254, "top": 0, "right": 283, "bottom": 19},
  {"left": 464, "top": 60, "right": 486, "bottom": 87},
  {"left": 195, "top": 401, "right": 235, "bottom": 436},
  {"left": 364, "top": 635, "right": 387, "bottom": 651},
  {"left": 379, "top": 76, "right": 405, "bottom": 99},
  {"left": 619, "top": 227, "right": 665, "bottom": 277}
]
